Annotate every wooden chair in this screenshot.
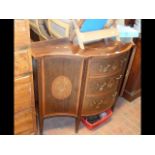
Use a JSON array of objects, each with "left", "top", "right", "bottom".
[
  {"left": 71, "top": 19, "right": 120, "bottom": 49},
  {"left": 47, "top": 19, "right": 71, "bottom": 39},
  {"left": 29, "top": 19, "right": 51, "bottom": 40}
]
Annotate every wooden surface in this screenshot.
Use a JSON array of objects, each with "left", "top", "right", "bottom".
[
  {"left": 32, "top": 38, "right": 133, "bottom": 133},
  {"left": 14, "top": 48, "right": 32, "bottom": 77},
  {"left": 14, "top": 75, "right": 34, "bottom": 113},
  {"left": 42, "top": 55, "right": 84, "bottom": 117},
  {"left": 14, "top": 108, "right": 36, "bottom": 135},
  {"left": 14, "top": 20, "right": 31, "bottom": 50},
  {"left": 14, "top": 20, "right": 36, "bottom": 135},
  {"left": 122, "top": 38, "right": 141, "bottom": 101}
]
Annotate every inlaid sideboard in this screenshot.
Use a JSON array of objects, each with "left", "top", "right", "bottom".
[
  {"left": 14, "top": 20, "right": 37, "bottom": 134},
  {"left": 32, "top": 38, "right": 134, "bottom": 133}
]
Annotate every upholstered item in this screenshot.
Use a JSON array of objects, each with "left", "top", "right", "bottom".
[
  {"left": 72, "top": 19, "right": 120, "bottom": 49},
  {"left": 47, "top": 19, "right": 74, "bottom": 39},
  {"left": 80, "top": 19, "right": 108, "bottom": 32}
]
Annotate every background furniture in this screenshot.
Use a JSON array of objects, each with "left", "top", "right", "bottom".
[
  {"left": 32, "top": 38, "right": 133, "bottom": 134},
  {"left": 121, "top": 19, "right": 141, "bottom": 101},
  {"left": 29, "top": 19, "right": 52, "bottom": 41},
  {"left": 14, "top": 20, "right": 37, "bottom": 134},
  {"left": 72, "top": 19, "right": 120, "bottom": 49},
  {"left": 47, "top": 19, "right": 71, "bottom": 38},
  {"left": 122, "top": 38, "right": 141, "bottom": 101}
]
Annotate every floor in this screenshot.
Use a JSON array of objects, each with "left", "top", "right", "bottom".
[{"left": 43, "top": 96, "right": 141, "bottom": 135}]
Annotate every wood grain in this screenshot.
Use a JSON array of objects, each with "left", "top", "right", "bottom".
[
  {"left": 14, "top": 49, "right": 32, "bottom": 77},
  {"left": 32, "top": 38, "right": 133, "bottom": 133},
  {"left": 14, "top": 20, "right": 30, "bottom": 50},
  {"left": 14, "top": 75, "right": 34, "bottom": 113},
  {"left": 14, "top": 108, "right": 36, "bottom": 135},
  {"left": 122, "top": 38, "right": 141, "bottom": 101},
  {"left": 14, "top": 19, "right": 36, "bottom": 135}
]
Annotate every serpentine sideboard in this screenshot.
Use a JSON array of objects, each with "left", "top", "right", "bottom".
[{"left": 31, "top": 38, "right": 134, "bottom": 134}]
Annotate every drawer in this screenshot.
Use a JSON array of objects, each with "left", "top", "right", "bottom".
[
  {"left": 15, "top": 20, "right": 30, "bottom": 49},
  {"left": 14, "top": 108, "right": 36, "bottom": 135},
  {"left": 86, "top": 74, "right": 122, "bottom": 95},
  {"left": 14, "top": 75, "right": 34, "bottom": 112},
  {"left": 14, "top": 49, "right": 32, "bottom": 77},
  {"left": 82, "top": 91, "right": 117, "bottom": 115},
  {"left": 88, "top": 53, "right": 128, "bottom": 77}
]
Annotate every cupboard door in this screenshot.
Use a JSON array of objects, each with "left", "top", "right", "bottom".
[{"left": 40, "top": 55, "right": 84, "bottom": 116}]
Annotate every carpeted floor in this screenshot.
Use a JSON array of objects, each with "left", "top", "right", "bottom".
[{"left": 43, "top": 96, "right": 141, "bottom": 135}]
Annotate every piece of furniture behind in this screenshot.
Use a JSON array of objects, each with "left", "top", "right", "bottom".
[
  {"left": 29, "top": 19, "right": 52, "bottom": 41},
  {"left": 72, "top": 19, "right": 120, "bottom": 49},
  {"left": 122, "top": 38, "right": 141, "bottom": 101},
  {"left": 121, "top": 19, "right": 141, "bottom": 101},
  {"left": 47, "top": 19, "right": 73, "bottom": 39},
  {"left": 14, "top": 20, "right": 37, "bottom": 134}
]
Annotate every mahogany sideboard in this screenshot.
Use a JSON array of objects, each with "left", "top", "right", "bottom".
[
  {"left": 14, "top": 20, "right": 36, "bottom": 134},
  {"left": 31, "top": 38, "right": 134, "bottom": 134}
]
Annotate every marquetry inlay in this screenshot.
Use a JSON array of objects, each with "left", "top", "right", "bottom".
[{"left": 51, "top": 75, "right": 72, "bottom": 100}]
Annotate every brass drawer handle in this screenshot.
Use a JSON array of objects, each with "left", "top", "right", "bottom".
[
  {"left": 92, "top": 99, "right": 104, "bottom": 105},
  {"left": 99, "top": 99, "right": 104, "bottom": 105},
  {"left": 103, "top": 64, "right": 111, "bottom": 72},
  {"left": 99, "top": 64, "right": 111, "bottom": 73},
  {"left": 107, "top": 79, "right": 115, "bottom": 88},
  {"left": 92, "top": 100, "right": 97, "bottom": 105},
  {"left": 97, "top": 82, "right": 107, "bottom": 91},
  {"left": 112, "top": 64, "right": 117, "bottom": 70},
  {"left": 116, "top": 75, "right": 123, "bottom": 80},
  {"left": 112, "top": 91, "right": 117, "bottom": 98}
]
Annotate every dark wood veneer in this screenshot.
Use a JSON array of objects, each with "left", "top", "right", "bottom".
[{"left": 32, "top": 38, "right": 133, "bottom": 133}]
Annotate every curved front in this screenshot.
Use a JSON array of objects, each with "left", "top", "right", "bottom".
[
  {"left": 32, "top": 38, "right": 134, "bottom": 133},
  {"left": 81, "top": 50, "right": 130, "bottom": 116},
  {"left": 40, "top": 55, "right": 84, "bottom": 116}
]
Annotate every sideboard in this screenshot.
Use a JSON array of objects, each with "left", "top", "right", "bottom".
[{"left": 32, "top": 38, "right": 134, "bottom": 133}]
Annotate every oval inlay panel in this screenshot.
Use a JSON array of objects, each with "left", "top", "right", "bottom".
[{"left": 51, "top": 76, "right": 72, "bottom": 100}]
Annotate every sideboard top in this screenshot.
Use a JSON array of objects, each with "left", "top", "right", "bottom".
[{"left": 31, "top": 38, "right": 134, "bottom": 58}]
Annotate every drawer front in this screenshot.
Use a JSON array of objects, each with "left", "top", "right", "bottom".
[
  {"left": 88, "top": 53, "right": 128, "bottom": 76},
  {"left": 86, "top": 74, "right": 122, "bottom": 95},
  {"left": 14, "top": 75, "right": 34, "bottom": 113},
  {"left": 15, "top": 49, "right": 32, "bottom": 77},
  {"left": 14, "top": 108, "right": 36, "bottom": 135},
  {"left": 15, "top": 20, "right": 30, "bottom": 49},
  {"left": 82, "top": 91, "right": 117, "bottom": 115}
]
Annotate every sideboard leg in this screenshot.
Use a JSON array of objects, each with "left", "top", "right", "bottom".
[
  {"left": 75, "top": 117, "right": 80, "bottom": 133},
  {"left": 39, "top": 117, "right": 43, "bottom": 135}
]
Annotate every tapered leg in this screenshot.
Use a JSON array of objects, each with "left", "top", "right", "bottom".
[
  {"left": 39, "top": 116, "right": 43, "bottom": 135},
  {"left": 75, "top": 117, "right": 81, "bottom": 133}
]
